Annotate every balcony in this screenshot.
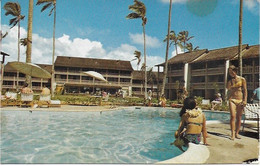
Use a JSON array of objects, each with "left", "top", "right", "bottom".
[
  {"left": 207, "top": 67, "right": 224, "bottom": 75},
  {"left": 191, "top": 69, "right": 206, "bottom": 76},
  {"left": 168, "top": 70, "right": 183, "bottom": 76},
  {"left": 165, "top": 83, "right": 179, "bottom": 89},
  {"left": 190, "top": 83, "right": 206, "bottom": 89}
]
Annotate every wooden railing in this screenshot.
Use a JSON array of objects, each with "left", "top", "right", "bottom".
[
  {"left": 191, "top": 69, "right": 206, "bottom": 75},
  {"left": 207, "top": 67, "right": 224, "bottom": 75}
]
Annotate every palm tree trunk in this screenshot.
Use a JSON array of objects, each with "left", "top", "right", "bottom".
[
  {"left": 161, "top": 0, "right": 172, "bottom": 96},
  {"left": 143, "top": 25, "right": 147, "bottom": 100},
  {"left": 16, "top": 21, "right": 21, "bottom": 91},
  {"left": 51, "top": 4, "right": 56, "bottom": 97},
  {"left": 25, "top": 0, "right": 33, "bottom": 87},
  {"left": 238, "top": 0, "right": 243, "bottom": 76}
]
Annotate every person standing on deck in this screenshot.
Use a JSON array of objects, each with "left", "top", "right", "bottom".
[{"left": 227, "top": 65, "right": 248, "bottom": 140}]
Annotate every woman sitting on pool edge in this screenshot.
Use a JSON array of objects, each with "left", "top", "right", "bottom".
[{"left": 174, "top": 97, "right": 208, "bottom": 146}]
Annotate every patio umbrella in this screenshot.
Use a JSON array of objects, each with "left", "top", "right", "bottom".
[
  {"left": 9, "top": 61, "right": 51, "bottom": 79},
  {"left": 82, "top": 71, "right": 108, "bottom": 82}
]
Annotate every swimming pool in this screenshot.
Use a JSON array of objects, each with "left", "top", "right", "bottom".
[{"left": 0, "top": 107, "right": 229, "bottom": 164}]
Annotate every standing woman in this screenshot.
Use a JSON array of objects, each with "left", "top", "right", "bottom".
[{"left": 227, "top": 65, "right": 247, "bottom": 140}]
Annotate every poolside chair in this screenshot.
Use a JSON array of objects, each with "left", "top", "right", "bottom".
[
  {"left": 242, "top": 104, "right": 259, "bottom": 140},
  {"left": 202, "top": 99, "right": 210, "bottom": 105},
  {"left": 20, "top": 93, "right": 34, "bottom": 107},
  {"left": 101, "top": 93, "right": 112, "bottom": 106},
  {"left": 1, "top": 92, "right": 18, "bottom": 107},
  {"left": 38, "top": 94, "right": 51, "bottom": 107},
  {"left": 49, "top": 100, "right": 61, "bottom": 107}
]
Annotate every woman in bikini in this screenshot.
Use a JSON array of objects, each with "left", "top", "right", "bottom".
[
  {"left": 227, "top": 65, "right": 247, "bottom": 140},
  {"left": 174, "top": 97, "right": 208, "bottom": 146}
]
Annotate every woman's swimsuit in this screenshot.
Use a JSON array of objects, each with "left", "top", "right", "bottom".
[
  {"left": 184, "top": 134, "right": 201, "bottom": 144},
  {"left": 184, "top": 122, "right": 202, "bottom": 144},
  {"left": 229, "top": 77, "right": 243, "bottom": 105}
]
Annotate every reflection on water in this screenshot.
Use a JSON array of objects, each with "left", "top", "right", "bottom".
[
  {"left": 1, "top": 108, "right": 183, "bottom": 164},
  {"left": 1, "top": 108, "right": 230, "bottom": 164}
]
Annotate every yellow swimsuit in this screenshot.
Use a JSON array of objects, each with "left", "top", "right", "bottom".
[{"left": 229, "top": 77, "right": 243, "bottom": 105}]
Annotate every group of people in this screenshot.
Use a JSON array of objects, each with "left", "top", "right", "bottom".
[
  {"left": 20, "top": 83, "right": 50, "bottom": 96},
  {"left": 173, "top": 65, "right": 253, "bottom": 150}
]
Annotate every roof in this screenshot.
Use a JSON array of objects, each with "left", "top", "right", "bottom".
[
  {"left": 132, "top": 70, "right": 163, "bottom": 80},
  {"left": 192, "top": 44, "right": 249, "bottom": 63},
  {"left": 55, "top": 56, "right": 133, "bottom": 71},
  {"left": 4, "top": 62, "right": 52, "bottom": 73},
  {"left": 233, "top": 44, "right": 259, "bottom": 60},
  {"left": 157, "top": 49, "right": 208, "bottom": 66}
]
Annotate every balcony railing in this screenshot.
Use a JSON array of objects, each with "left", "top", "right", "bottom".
[
  {"left": 168, "top": 70, "right": 183, "bottom": 76},
  {"left": 207, "top": 67, "right": 224, "bottom": 75},
  {"left": 191, "top": 69, "right": 206, "bottom": 76}
]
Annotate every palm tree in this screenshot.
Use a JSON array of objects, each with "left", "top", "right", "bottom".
[
  {"left": 147, "top": 67, "right": 156, "bottom": 93},
  {"left": 4, "top": 2, "right": 25, "bottom": 90},
  {"left": 238, "top": 0, "right": 243, "bottom": 76},
  {"left": 126, "top": 0, "right": 147, "bottom": 99},
  {"left": 163, "top": 30, "right": 179, "bottom": 55},
  {"left": 0, "top": 31, "right": 8, "bottom": 41},
  {"left": 20, "top": 38, "right": 29, "bottom": 46},
  {"left": 161, "top": 0, "right": 172, "bottom": 97},
  {"left": 186, "top": 43, "right": 199, "bottom": 52},
  {"left": 36, "top": 0, "right": 57, "bottom": 97},
  {"left": 178, "top": 31, "right": 194, "bottom": 52},
  {"left": 25, "top": 0, "right": 34, "bottom": 86},
  {"left": 131, "top": 50, "right": 141, "bottom": 70}
]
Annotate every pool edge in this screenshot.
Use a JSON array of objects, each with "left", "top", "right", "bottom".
[{"left": 157, "top": 120, "right": 224, "bottom": 164}]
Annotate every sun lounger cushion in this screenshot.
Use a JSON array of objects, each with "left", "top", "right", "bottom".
[
  {"left": 40, "top": 95, "right": 51, "bottom": 101},
  {"left": 50, "top": 100, "right": 61, "bottom": 105},
  {"left": 21, "top": 93, "right": 33, "bottom": 101}
]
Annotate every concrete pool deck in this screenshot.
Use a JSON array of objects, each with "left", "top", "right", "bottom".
[{"left": 1, "top": 105, "right": 259, "bottom": 164}]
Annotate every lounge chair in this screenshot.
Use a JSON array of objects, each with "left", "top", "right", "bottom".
[
  {"left": 1, "top": 92, "right": 18, "bottom": 107},
  {"left": 242, "top": 104, "right": 259, "bottom": 140},
  {"left": 38, "top": 94, "right": 51, "bottom": 107},
  {"left": 49, "top": 100, "right": 61, "bottom": 107},
  {"left": 20, "top": 93, "right": 34, "bottom": 107},
  {"left": 202, "top": 99, "right": 210, "bottom": 105},
  {"left": 101, "top": 94, "right": 111, "bottom": 106}
]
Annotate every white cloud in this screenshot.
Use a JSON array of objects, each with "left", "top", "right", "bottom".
[
  {"left": 171, "top": 45, "right": 184, "bottom": 57},
  {"left": 244, "top": 0, "right": 260, "bottom": 11},
  {"left": 2, "top": 25, "right": 106, "bottom": 64},
  {"left": 160, "top": 0, "right": 187, "bottom": 4},
  {"left": 230, "top": 0, "right": 260, "bottom": 14},
  {"left": 129, "top": 33, "right": 161, "bottom": 48},
  {"left": 146, "top": 55, "right": 165, "bottom": 71},
  {"left": 2, "top": 24, "right": 165, "bottom": 72}
]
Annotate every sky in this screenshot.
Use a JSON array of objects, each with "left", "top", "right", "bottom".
[{"left": 1, "top": 0, "right": 259, "bottom": 71}]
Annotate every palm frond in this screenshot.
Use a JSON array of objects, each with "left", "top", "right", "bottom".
[
  {"left": 126, "top": 13, "right": 142, "bottom": 19},
  {"left": 36, "top": 0, "right": 54, "bottom": 5},
  {"left": 2, "top": 32, "right": 8, "bottom": 38},
  {"left": 9, "top": 18, "right": 18, "bottom": 28},
  {"left": 49, "top": 7, "right": 55, "bottom": 16},
  {"left": 4, "top": 2, "right": 21, "bottom": 16},
  {"left": 194, "top": 46, "right": 199, "bottom": 50},
  {"left": 187, "top": 36, "right": 194, "bottom": 41},
  {"left": 41, "top": 3, "right": 52, "bottom": 12}
]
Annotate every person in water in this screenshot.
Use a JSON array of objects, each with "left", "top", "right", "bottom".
[
  {"left": 174, "top": 97, "right": 208, "bottom": 147},
  {"left": 227, "top": 65, "right": 247, "bottom": 140}
]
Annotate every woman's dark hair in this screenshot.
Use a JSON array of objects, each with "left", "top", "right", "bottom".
[{"left": 179, "top": 97, "right": 196, "bottom": 117}]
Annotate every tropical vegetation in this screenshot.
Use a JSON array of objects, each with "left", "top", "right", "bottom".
[
  {"left": 36, "top": 0, "right": 57, "bottom": 97},
  {"left": 4, "top": 1, "right": 25, "bottom": 90},
  {"left": 126, "top": 0, "right": 148, "bottom": 99},
  {"left": 161, "top": 0, "right": 172, "bottom": 97}
]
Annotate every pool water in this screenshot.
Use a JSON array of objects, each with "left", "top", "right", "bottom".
[{"left": 0, "top": 108, "right": 229, "bottom": 164}]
